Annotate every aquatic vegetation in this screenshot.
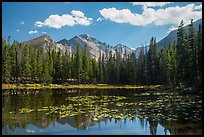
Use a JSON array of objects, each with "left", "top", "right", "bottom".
[
  {"left": 19, "top": 108, "right": 34, "bottom": 114},
  {"left": 2, "top": 88, "right": 202, "bottom": 135},
  {"left": 2, "top": 84, "right": 162, "bottom": 90},
  {"left": 13, "top": 90, "right": 202, "bottom": 130}
]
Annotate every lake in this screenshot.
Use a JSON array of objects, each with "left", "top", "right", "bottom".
[{"left": 2, "top": 88, "right": 202, "bottom": 135}]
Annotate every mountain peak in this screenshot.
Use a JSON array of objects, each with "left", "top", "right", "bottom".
[
  {"left": 79, "top": 34, "right": 90, "bottom": 37},
  {"left": 39, "top": 34, "right": 52, "bottom": 40},
  {"left": 79, "top": 34, "right": 92, "bottom": 41},
  {"left": 57, "top": 38, "right": 69, "bottom": 45},
  {"left": 114, "top": 44, "right": 126, "bottom": 48}
]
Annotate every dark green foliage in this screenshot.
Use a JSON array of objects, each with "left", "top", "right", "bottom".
[
  {"left": 2, "top": 20, "right": 202, "bottom": 89},
  {"left": 36, "top": 49, "right": 43, "bottom": 83},
  {"left": 158, "top": 47, "right": 170, "bottom": 85},
  {"left": 196, "top": 24, "right": 202, "bottom": 88},
  {"left": 31, "top": 48, "right": 38, "bottom": 83},
  {"left": 75, "top": 44, "right": 83, "bottom": 83},
  {"left": 147, "top": 37, "right": 160, "bottom": 85},
  {"left": 20, "top": 45, "right": 32, "bottom": 83},
  {"left": 167, "top": 42, "right": 177, "bottom": 86},
  {"left": 2, "top": 39, "right": 11, "bottom": 83},
  {"left": 127, "top": 52, "right": 136, "bottom": 85},
  {"left": 81, "top": 45, "right": 89, "bottom": 83}
]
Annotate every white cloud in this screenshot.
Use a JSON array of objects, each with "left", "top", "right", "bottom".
[
  {"left": 131, "top": 2, "right": 173, "bottom": 7},
  {"left": 99, "top": 4, "right": 202, "bottom": 27},
  {"left": 71, "top": 10, "right": 85, "bottom": 17},
  {"left": 28, "top": 30, "right": 38, "bottom": 34},
  {"left": 20, "top": 21, "right": 25, "bottom": 25},
  {"left": 35, "top": 10, "right": 92, "bottom": 29},
  {"left": 167, "top": 25, "right": 178, "bottom": 34},
  {"left": 35, "top": 21, "right": 44, "bottom": 27},
  {"left": 194, "top": 4, "right": 202, "bottom": 10},
  {"left": 16, "top": 29, "right": 20, "bottom": 32},
  {"left": 42, "top": 31, "right": 47, "bottom": 34},
  {"left": 97, "top": 17, "right": 103, "bottom": 22}
]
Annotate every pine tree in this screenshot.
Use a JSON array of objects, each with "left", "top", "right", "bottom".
[
  {"left": 158, "top": 47, "right": 170, "bottom": 85},
  {"left": 196, "top": 24, "right": 202, "bottom": 87},
  {"left": 187, "top": 19, "right": 196, "bottom": 86},
  {"left": 37, "top": 49, "right": 43, "bottom": 83},
  {"left": 107, "top": 51, "right": 117, "bottom": 84},
  {"left": 2, "top": 39, "right": 11, "bottom": 83},
  {"left": 75, "top": 44, "right": 83, "bottom": 83},
  {"left": 82, "top": 45, "right": 89, "bottom": 83},
  {"left": 70, "top": 53, "right": 75, "bottom": 79},
  {"left": 62, "top": 48, "right": 69, "bottom": 84},
  {"left": 98, "top": 50, "right": 104, "bottom": 83},
  {"left": 176, "top": 20, "right": 186, "bottom": 86},
  {"left": 20, "top": 45, "right": 32, "bottom": 83},
  {"left": 42, "top": 59, "right": 53, "bottom": 84},
  {"left": 183, "top": 27, "right": 190, "bottom": 86},
  {"left": 31, "top": 48, "right": 38, "bottom": 83},
  {"left": 52, "top": 47, "right": 57, "bottom": 83},
  {"left": 147, "top": 37, "right": 159, "bottom": 85},
  {"left": 88, "top": 58, "right": 93, "bottom": 82},
  {"left": 119, "top": 58, "right": 128, "bottom": 84},
  {"left": 137, "top": 47, "right": 146, "bottom": 85},
  {"left": 127, "top": 52, "right": 136, "bottom": 85},
  {"left": 48, "top": 49, "right": 54, "bottom": 82},
  {"left": 101, "top": 53, "right": 106, "bottom": 83},
  {"left": 10, "top": 41, "right": 18, "bottom": 83},
  {"left": 55, "top": 50, "right": 63, "bottom": 83},
  {"left": 115, "top": 49, "right": 122, "bottom": 84},
  {"left": 167, "top": 42, "right": 177, "bottom": 86},
  {"left": 91, "top": 58, "right": 98, "bottom": 83}
]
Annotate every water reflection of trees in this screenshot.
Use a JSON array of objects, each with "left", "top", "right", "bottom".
[{"left": 2, "top": 89, "right": 202, "bottom": 135}]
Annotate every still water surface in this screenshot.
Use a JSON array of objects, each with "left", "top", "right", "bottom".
[{"left": 2, "top": 89, "right": 202, "bottom": 135}]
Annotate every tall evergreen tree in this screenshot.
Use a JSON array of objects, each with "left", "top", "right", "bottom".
[
  {"left": 82, "top": 45, "right": 89, "bottom": 83},
  {"left": 37, "top": 49, "right": 43, "bottom": 83},
  {"left": 75, "top": 44, "right": 83, "bottom": 83},
  {"left": 42, "top": 58, "right": 53, "bottom": 84},
  {"left": 31, "top": 48, "right": 38, "bottom": 83},
  {"left": 2, "top": 40, "right": 11, "bottom": 83},
  {"left": 20, "top": 45, "right": 32, "bottom": 83},
  {"left": 98, "top": 51, "right": 104, "bottom": 83},
  {"left": 127, "top": 52, "right": 136, "bottom": 84},
  {"left": 10, "top": 42, "right": 18, "bottom": 83},
  {"left": 187, "top": 19, "right": 196, "bottom": 86},
  {"left": 137, "top": 47, "right": 146, "bottom": 85},
  {"left": 55, "top": 50, "right": 63, "bottom": 83},
  {"left": 147, "top": 37, "right": 159, "bottom": 84},
  {"left": 62, "top": 48, "right": 70, "bottom": 83},
  {"left": 91, "top": 58, "right": 98, "bottom": 83},
  {"left": 167, "top": 42, "right": 177, "bottom": 86},
  {"left": 115, "top": 49, "right": 122, "bottom": 84},
  {"left": 158, "top": 47, "right": 170, "bottom": 85},
  {"left": 176, "top": 20, "right": 186, "bottom": 86},
  {"left": 196, "top": 24, "right": 202, "bottom": 87}
]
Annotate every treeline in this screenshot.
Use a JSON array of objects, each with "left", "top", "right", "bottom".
[{"left": 2, "top": 20, "right": 202, "bottom": 88}]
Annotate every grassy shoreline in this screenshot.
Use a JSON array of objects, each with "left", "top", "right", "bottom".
[{"left": 2, "top": 84, "right": 162, "bottom": 90}]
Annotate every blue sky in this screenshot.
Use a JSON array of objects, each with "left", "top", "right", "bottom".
[{"left": 2, "top": 2, "right": 202, "bottom": 49}]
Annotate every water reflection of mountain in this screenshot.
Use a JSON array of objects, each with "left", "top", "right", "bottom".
[
  {"left": 2, "top": 89, "right": 202, "bottom": 135},
  {"left": 58, "top": 115, "right": 96, "bottom": 130}
]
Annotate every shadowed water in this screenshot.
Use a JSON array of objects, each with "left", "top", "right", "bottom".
[{"left": 2, "top": 89, "right": 202, "bottom": 135}]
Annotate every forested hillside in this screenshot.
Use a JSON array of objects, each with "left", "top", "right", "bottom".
[{"left": 2, "top": 20, "right": 202, "bottom": 89}]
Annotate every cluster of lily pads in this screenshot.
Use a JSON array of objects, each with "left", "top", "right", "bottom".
[
  {"left": 17, "top": 92, "right": 202, "bottom": 123},
  {"left": 19, "top": 108, "right": 34, "bottom": 114}
]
